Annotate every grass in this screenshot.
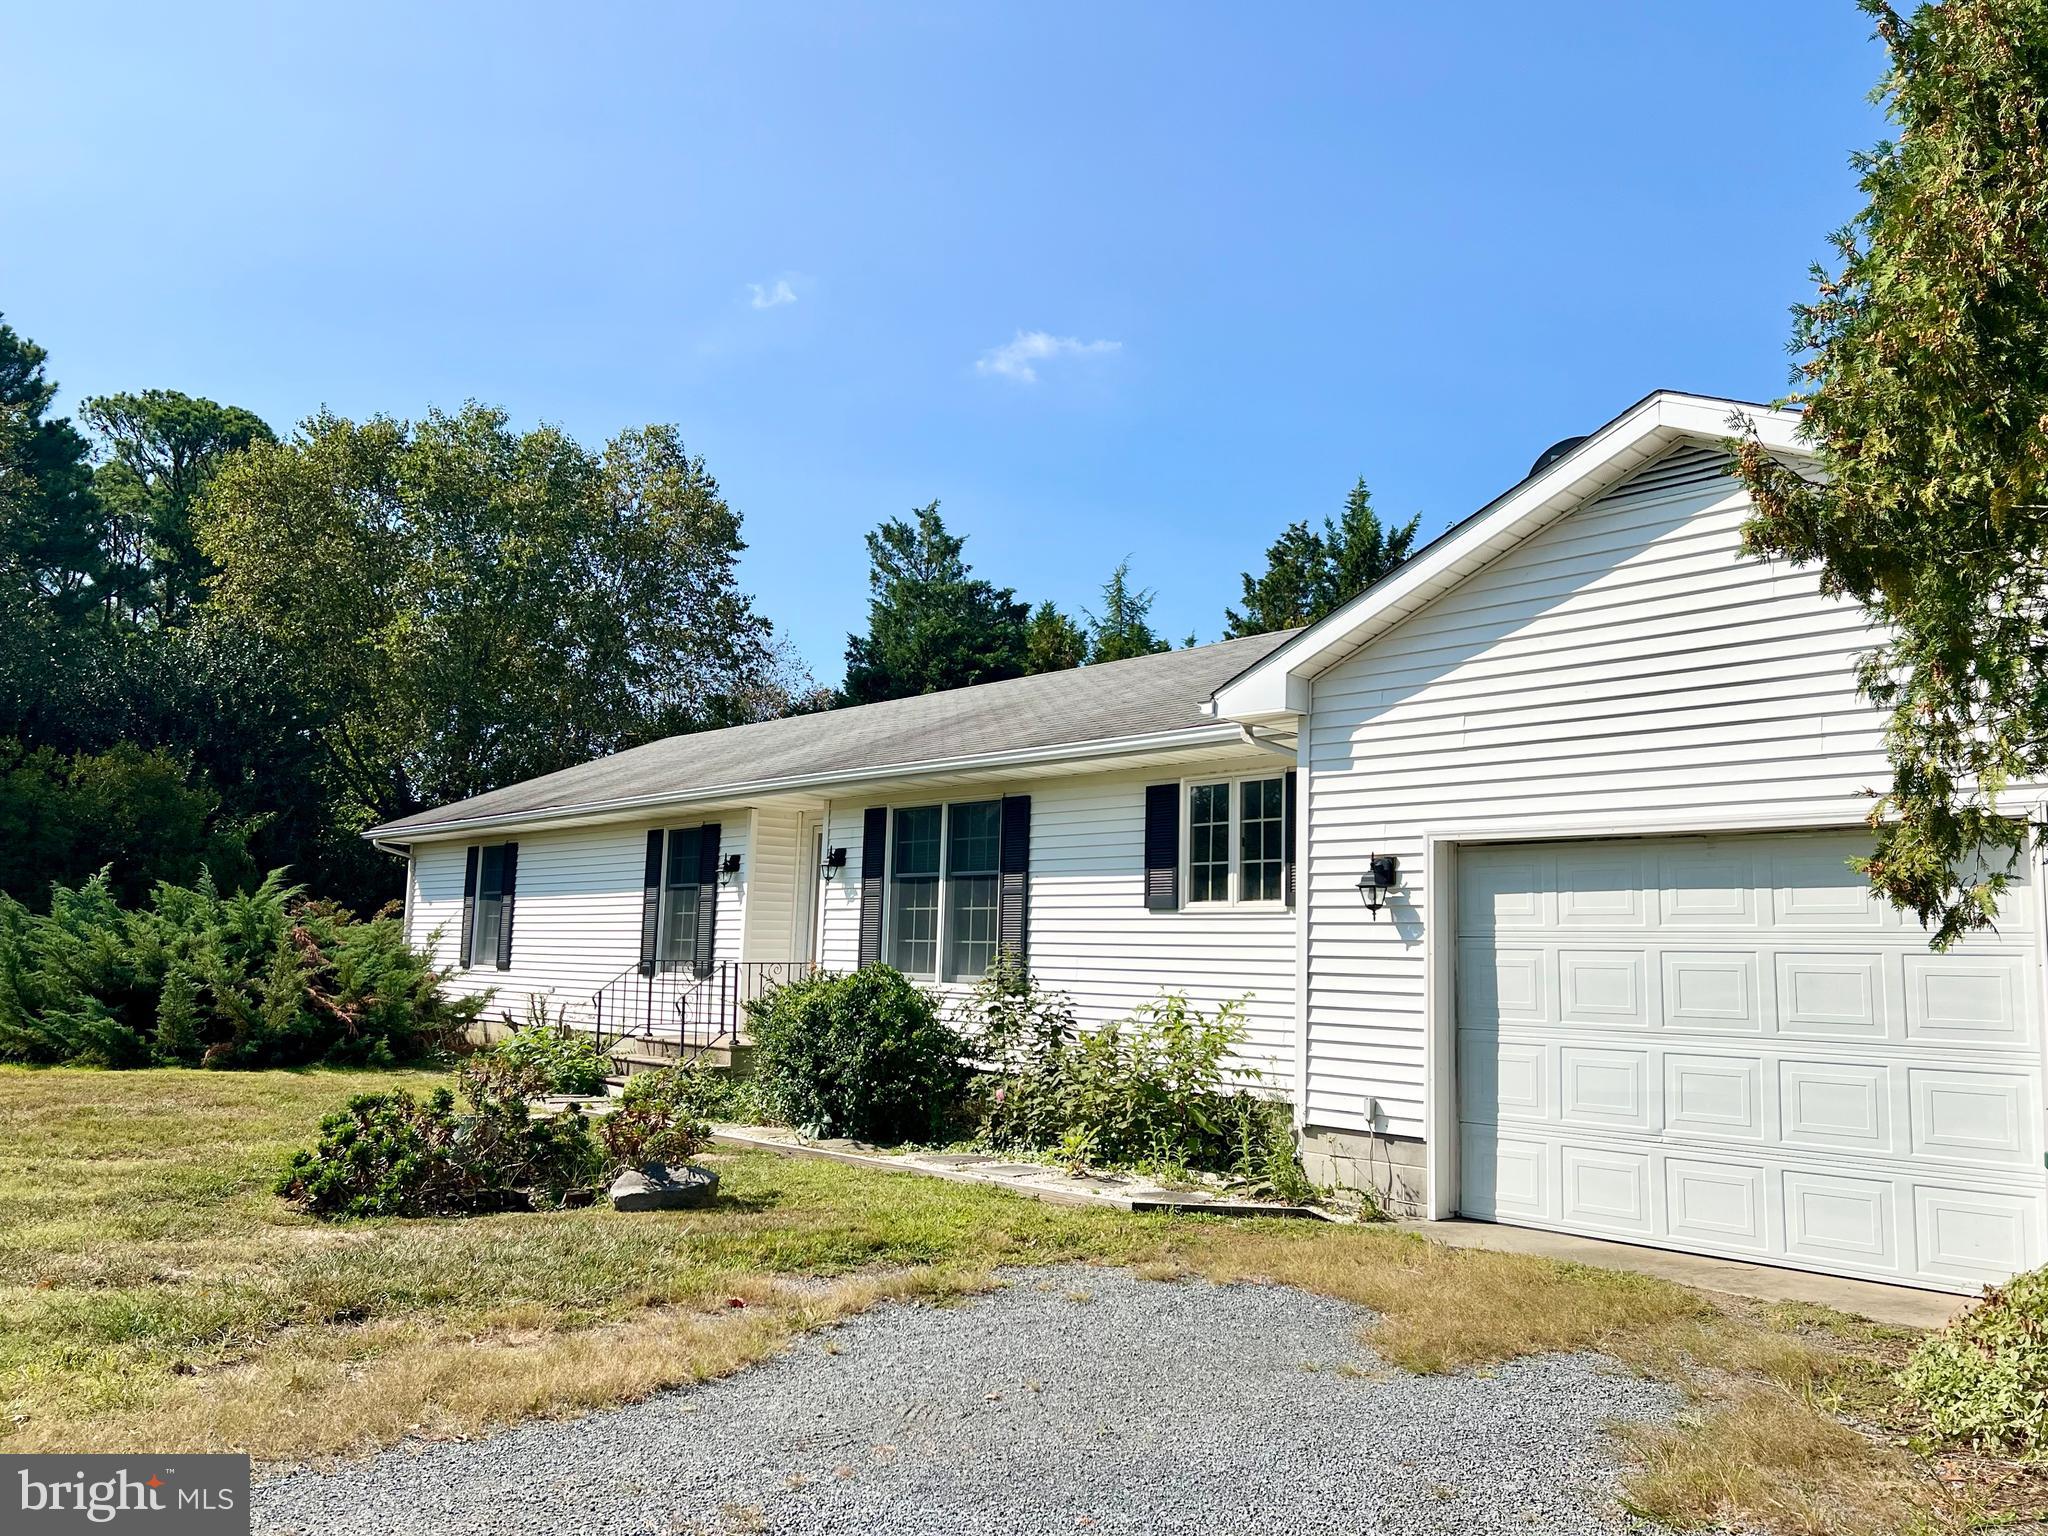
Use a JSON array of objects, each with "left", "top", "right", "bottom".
[{"left": 0, "top": 1067, "right": 2031, "bottom": 1533}]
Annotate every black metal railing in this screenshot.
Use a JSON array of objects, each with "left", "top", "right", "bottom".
[{"left": 588, "top": 958, "right": 817, "bottom": 1057}]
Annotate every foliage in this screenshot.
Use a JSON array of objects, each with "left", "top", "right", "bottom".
[
  {"left": 598, "top": 1064, "right": 715, "bottom": 1168},
  {"left": 973, "top": 972, "right": 1310, "bottom": 1190},
  {"left": 1225, "top": 476, "right": 1421, "bottom": 637},
  {"left": 1022, "top": 599, "right": 1088, "bottom": 674},
  {"left": 274, "top": 1075, "right": 602, "bottom": 1220},
  {"left": 82, "top": 389, "right": 275, "bottom": 624},
  {"left": 0, "top": 739, "right": 253, "bottom": 907},
  {"left": 1084, "top": 557, "right": 1170, "bottom": 663},
  {"left": 485, "top": 1004, "right": 610, "bottom": 1096},
  {"left": 746, "top": 965, "right": 970, "bottom": 1142},
  {"left": 1731, "top": 0, "right": 2048, "bottom": 946},
  {"left": 840, "top": 501, "right": 1031, "bottom": 703},
  {"left": 1898, "top": 1265, "right": 2048, "bottom": 1456},
  {"left": 0, "top": 868, "right": 477, "bottom": 1068},
  {"left": 198, "top": 405, "right": 787, "bottom": 834}
]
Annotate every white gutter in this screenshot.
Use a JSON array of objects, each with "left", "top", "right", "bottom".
[
  {"left": 1237, "top": 723, "right": 1298, "bottom": 761},
  {"left": 366, "top": 721, "right": 1253, "bottom": 844}
]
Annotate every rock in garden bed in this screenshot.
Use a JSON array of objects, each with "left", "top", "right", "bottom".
[{"left": 609, "top": 1161, "right": 720, "bottom": 1211}]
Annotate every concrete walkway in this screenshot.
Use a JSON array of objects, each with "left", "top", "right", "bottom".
[{"left": 714, "top": 1125, "right": 1968, "bottom": 1330}]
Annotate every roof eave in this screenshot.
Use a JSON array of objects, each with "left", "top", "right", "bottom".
[{"left": 364, "top": 721, "right": 1251, "bottom": 844}]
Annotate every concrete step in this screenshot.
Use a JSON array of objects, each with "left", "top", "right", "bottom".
[{"left": 607, "top": 1044, "right": 735, "bottom": 1075}]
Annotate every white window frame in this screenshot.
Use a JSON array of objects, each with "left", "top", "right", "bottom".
[
  {"left": 1180, "top": 772, "right": 1288, "bottom": 909},
  {"left": 882, "top": 797, "right": 1003, "bottom": 983},
  {"left": 467, "top": 842, "right": 513, "bottom": 969}
]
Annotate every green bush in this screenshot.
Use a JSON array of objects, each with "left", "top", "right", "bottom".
[
  {"left": 486, "top": 1004, "right": 609, "bottom": 1096},
  {"left": 972, "top": 971, "right": 1313, "bottom": 1192},
  {"left": 0, "top": 869, "right": 477, "bottom": 1069},
  {"left": 275, "top": 1070, "right": 603, "bottom": 1219},
  {"left": 1898, "top": 1266, "right": 2048, "bottom": 1456},
  {"left": 746, "top": 965, "right": 969, "bottom": 1143},
  {"left": 599, "top": 1064, "right": 715, "bottom": 1168}
]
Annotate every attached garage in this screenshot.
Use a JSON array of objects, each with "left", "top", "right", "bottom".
[{"left": 1456, "top": 830, "right": 2047, "bottom": 1293}]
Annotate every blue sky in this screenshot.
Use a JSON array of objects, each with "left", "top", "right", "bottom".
[{"left": 2, "top": 3, "right": 1885, "bottom": 684}]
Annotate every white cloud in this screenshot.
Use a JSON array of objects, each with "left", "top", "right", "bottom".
[
  {"left": 975, "top": 329, "right": 1121, "bottom": 383},
  {"left": 747, "top": 278, "right": 798, "bottom": 309}
]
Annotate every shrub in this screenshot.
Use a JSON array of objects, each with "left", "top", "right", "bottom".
[
  {"left": 0, "top": 869, "right": 477, "bottom": 1069},
  {"left": 746, "top": 965, "right": 969, "bottom": 1143},
  {"left": 975, "top": 975, "right": 1315, "bottom": 1193},
  {"left": 486, "top": 1002, "right": 609, "bottom": 1096},
  {"left": 599, "top": 1065, "right": 714, "bottom": 1168},
  {"left": 1898, "top": 1266, "right": 2048, "bottom": 1456},
  {"left": 276, "top": 1073, "right": 603, "bottom": 1219}
]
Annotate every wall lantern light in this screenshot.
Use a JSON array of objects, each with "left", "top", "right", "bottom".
[
  {"left": 1356, "top": 853, "right": 1400, "bottom": 919},
  {"left": 719, "top": 852, "right": 744, "bottom": 887},
  {"left": 820, "top": 846, "right": 849, "bottom": 881}
]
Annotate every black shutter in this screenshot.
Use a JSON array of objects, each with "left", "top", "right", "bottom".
[
  {"left": 858, "top": 806, "right": 887, "bottom": 967},
  {"left": 999, "top": 794, "right": 1030, "bottom": 970},
  {"left": 495, "top": 842, "right": 519, "bottom": 969},
  {"left": 1283, "top": 771, "right": 1298, "bottom": 910},
  {"left": 460, "top": 845, "right": 480, "bottom": 966},
  {"left": 1144, "top": 784, "right": 1179, "bottom": 912},
  {"left": 693, "top": 823, "right": 721, "bottom": 979},
  {"left": 638, "top": 829, "right": 663, "bottom": 976}
]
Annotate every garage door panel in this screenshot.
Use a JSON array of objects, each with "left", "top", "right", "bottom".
[
  {"left": 1778, "top": 1059, "right": 1893, "bottom": 1155},
  {"left": 1458, "top": 943, "right": 1547, "bottom": 1029},
  {"left": 1914, "top": 1185, "right": 2042, "bottom": 1287},
  {"left": 1457, "top": 1031, "right": 1545, "bottom": 1124},
  {"left": 1657, "top": 846, "right": 1762, "bottom": 928},
  {"left": 1555, "top": 848, "right": 1653, "bottom": 929},
  {"left": 1560, "top": 1144, "right": 1654, "bottom": 1235},
  {"left": 1662, "top": 950, "right": 1765, "bottom": 1031},
  {"left": 1666, "top": 1156, "right": 1769, "bottom": 1250},
  {"left": 1665, "top": 1052, "right": 1764, "bottom": 1140},
  {"left": 1772, "top": 952, "right": 1890, "bottom": 1041},
  {"left": 1770, "top": 847, "right": 1893, "bottom": 929},
  {"left": 1558, "top": 948, "right": 1650, "bottom": 1027},
  {"left": 1903, "top": 953, "right": 2032, "bottom": 1047},
  {"left": 1458, "top": 830, "right": 2046, "bottom": 1294},
  {"left": 1908, "top": 1069, "right": 2035, "bottom": 1167},
  {"left": 1558, "top": 1046, "right": 1655, "bottom": 1131},
  {"left": 1782, "top": 1169, "right": 1899, "bottom": 1269}
]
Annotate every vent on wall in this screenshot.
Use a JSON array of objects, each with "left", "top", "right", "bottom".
[{"left": 1594, "top": 442, "right": 1736, "bottom": 506}]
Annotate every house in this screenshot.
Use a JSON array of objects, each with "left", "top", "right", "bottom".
[{"left": 368, "top": 389, "right": 2047, "bottom": 1296}]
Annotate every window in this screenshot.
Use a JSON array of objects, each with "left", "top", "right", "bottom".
[
  {"left": 887, "top": 799, "right": 1002, "bottom": 982},
  {"left": 660, "top": 827, "right": 704, "bottom": 970},
  {"left": 470, "top": 843, "right": 511, "bottom": 967},
  {"left": 1185, "top": 775, "right": 1286, "bottom": 905}
]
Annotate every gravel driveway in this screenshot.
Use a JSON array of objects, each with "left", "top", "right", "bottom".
[{"left": 254, "top": 1266, "right": 1678, "bottom": 1536}]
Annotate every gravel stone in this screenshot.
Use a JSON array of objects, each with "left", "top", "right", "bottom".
[{"left": 252, "top": 1266, "right": 1679, "bottom": 1536}]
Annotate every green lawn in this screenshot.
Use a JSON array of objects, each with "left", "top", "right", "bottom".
[{"left": 0, "top": 1066, "right": 2009, "bottom": 1533}]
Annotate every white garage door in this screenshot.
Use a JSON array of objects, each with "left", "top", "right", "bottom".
[{"left": 1457, "top": 830, "right": 2047, "bottom": 1292}]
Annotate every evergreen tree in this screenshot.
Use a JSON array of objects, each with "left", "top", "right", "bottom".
[
  {"left": 1733, "top": 0, "right": 2048, "bottom": 944},
  {"left": 1225, "top": 476, "right": 1420, "bottom": 637},
  {"left": 1085, "top": 558, "right": 1169, "bottom": 664},
  {"left": 841, "top": 502, "right": 1030, "bottom": 702},
  {"left": 1022, "top": 600, "right": 1088, "bottom": 674}
]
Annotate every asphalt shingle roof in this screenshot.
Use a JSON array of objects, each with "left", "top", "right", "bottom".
[{"left": 370, "top": 628, "right": 1299, "bottom": 837}]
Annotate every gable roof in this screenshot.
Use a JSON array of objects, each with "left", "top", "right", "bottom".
[
  {"left": 369, "top": 628, "right": 1300, "bottom": 840},
  {"left": 1206, "top": 390, "right": 1810, "bottom": 721}
]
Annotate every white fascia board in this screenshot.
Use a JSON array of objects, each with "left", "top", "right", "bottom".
[
  {"left": 366, "top": 722, "right": 1250, "bottom": 844},
  {"left": 1209, "top": 391, "right": 1807, "bottom": 719}
]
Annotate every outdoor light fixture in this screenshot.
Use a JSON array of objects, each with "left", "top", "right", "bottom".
[
  {"left": 1356, "top": 853, "right": 1400, "bottom": 919},
  {"left": 820, "top": 846, "right": 848, "bottom": 881},
  {"left": 719, "top": 853, "right": 743, "bottom": 887}
]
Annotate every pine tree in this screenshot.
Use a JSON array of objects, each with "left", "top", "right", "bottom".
[
  {"left": 1022, "top": 601, "right": 1088, "bottom": 674},
  {"left": 840, "top": 503, "right": 1030, "bottom": 702},
  {"left": 1085, "top": 559, "right": 1169, "bottom": 663},
  {"left": 1225, "top": 477, "right": 1421, "bottom": 637}
]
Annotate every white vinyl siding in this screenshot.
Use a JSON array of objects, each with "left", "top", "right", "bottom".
[
  {"left": 408, "top": 815, "right": 748, "bottom": 1027},
  {"left": 819, "top": 767, "right": 1298, "bottom": 1088},
  {"left": 1301, "top": 446, "right": 1915, "bottom": 1142}
]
